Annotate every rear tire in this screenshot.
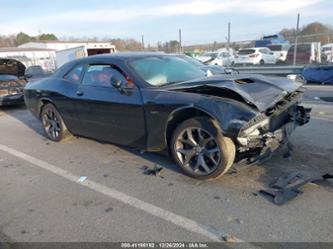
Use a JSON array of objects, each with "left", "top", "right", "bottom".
[
  {"left": 41, "top": 103, "right": 69, "bottom": 142},
  {"left": 170, "top": 117, "right": 235, "bottom": 180}
]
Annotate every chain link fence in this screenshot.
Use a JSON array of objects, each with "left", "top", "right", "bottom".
[{"left": 182, "top": 32, "right": 333, "bottom": 68}]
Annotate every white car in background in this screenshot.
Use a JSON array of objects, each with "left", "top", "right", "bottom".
[
  {"left": 235, "top": 47, "right": 277, "bottom": 65},
  {"left": 267, "top": 44, "right": 290, "bottom": 63},
  {"left": 196, "top": 50, "right": 235, "bottom": 66}
]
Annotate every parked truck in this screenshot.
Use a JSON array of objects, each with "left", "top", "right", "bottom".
[
  {"left": 55, "top": 45, "right": 116, "bottom": 68},
  {"left": 286, "top": 42, "right": 321, "bottom": 65}
]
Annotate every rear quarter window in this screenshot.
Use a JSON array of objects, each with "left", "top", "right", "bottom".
[
  {"left": 238, "top": 49, "right": 256, "bottom": 55},
  {"left": 64, "top": 64, "right": 84, "bottom": 83}
]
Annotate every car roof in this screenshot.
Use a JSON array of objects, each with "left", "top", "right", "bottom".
[
  {"left": 68, "top": 52, "right": 169, "bottom": 65},
  {"left": 53, "top": 52, "right": 173, "bottom": 78},
  {"left": 91, "top": 51, "right": 166, "bottom": 59}
]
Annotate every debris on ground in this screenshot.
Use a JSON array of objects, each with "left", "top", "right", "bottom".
[
  {"left": 78, "top": 176, "right": 87, "bottom": 182},
  {"left": 141, "top": 164, "right": 164, "bottom": 177},
  {"left": 105, "top": 207, "right": 113, "bottom": 213},
  {"left": 260, "top": 171, "right": 333, "bottom": 205},
  {"left": 222, "top": 234, "right": 238, "bottom": 242},
  {"left": 235, "top": 218, "right": 244, "bottom": 225}
]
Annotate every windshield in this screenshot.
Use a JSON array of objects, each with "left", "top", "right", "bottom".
[
  {"left": 267, "top": 45, "right": 282, "bottom": 51},
  {"left": 26, "top": 66, "right": 45, "bottom": 76},
  {"left": 288, "top": 45, "right": 311, "bottom": 53},
  {"left": 322, "top": 46, "right": 332, "bottom": 52},
  {"left": 130, "top": 56, "right": 206, "bottom": 86},
  {"left": 180, "top": 55, "right": 204, "bottom": 67},
  {"left": 238, "top": 49, "right": 256, "bottom": 55},
  {"left": 203, "top": 52, "right": 218, "bottom": 58}
]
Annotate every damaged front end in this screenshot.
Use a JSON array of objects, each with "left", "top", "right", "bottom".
[{"left": 236, "top": 91, "right": 311, "bottom": 164}]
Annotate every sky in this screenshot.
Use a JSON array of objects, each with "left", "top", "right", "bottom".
[{"left": 0, "top": 0, "right": 332, "bottom": 45}]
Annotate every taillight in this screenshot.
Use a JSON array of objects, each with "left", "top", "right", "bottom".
[{"left": 249, "top": 54, "right": 259, "bottom": 58}]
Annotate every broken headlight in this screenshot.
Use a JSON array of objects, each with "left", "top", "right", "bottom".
[
  {"left": 241, "top": 118, "right": 269, "bottom": 136},
  {"left": 237, "top": 118, "right": 270, "bottom": 147},
  {"left": 0, "top": 89, "right": 20, "bottom": 96},
  {"left": 0, "top": 89, "right": 10, "bottom": 96}
]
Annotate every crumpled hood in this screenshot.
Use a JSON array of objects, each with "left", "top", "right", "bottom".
[
  {"left": 163, "top": 74, "right": 303, "bottom": 112},
  {"left": 0, "top": 58, "right": 26, "bottom": 78}
]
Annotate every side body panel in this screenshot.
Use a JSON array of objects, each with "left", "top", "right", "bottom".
[
  {"left": 140, "top": 88, "right": 256, "bottom": 151},
  {"left": 75, "top": 85, "right": 146, "bottom": 148},
  {"left": 24, "top": 77, "right": 83, "bottom": 133}
]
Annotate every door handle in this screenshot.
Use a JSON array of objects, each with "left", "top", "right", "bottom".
[{"left": 76, "top": 91, "right": 84, "bottom": 96}]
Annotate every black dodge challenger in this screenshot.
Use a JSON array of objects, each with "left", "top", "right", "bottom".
[{"left": 24, "top": 53, "right": 311, "bottom": 179}]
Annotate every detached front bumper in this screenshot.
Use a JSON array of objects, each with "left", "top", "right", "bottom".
[
  {"left": 236, "top": 105, "right": 311, "bottom": 163},
  {"left": 0, "top": 94, "right": 24, "bottom": 106}
]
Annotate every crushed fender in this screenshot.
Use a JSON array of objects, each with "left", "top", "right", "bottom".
[{"left": 260, "top": 171, "right": 333, "bottom": 205}]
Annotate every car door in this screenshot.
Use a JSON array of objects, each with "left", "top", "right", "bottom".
[
  {"left": 75, "top": 64, "right": 146, "bottom": 148},
  {"left": 266, "top": 48, "right": 276, "bottom": 64},
  {"left": 259, "top": 49, "right": 267, "bottom": 63},
  {"left": 54, "top": 63, "right": 85, "bottom": 134}
]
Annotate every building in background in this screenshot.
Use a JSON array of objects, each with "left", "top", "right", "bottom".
[
  {"left": 0, "top": 41, "right": 116, "bottom": 72},
  {"left": 19, "top": 41, "right": 116, "bottom": 56},
  {"left": 19, "top": 41, "right": 116, "bottom": 69}
]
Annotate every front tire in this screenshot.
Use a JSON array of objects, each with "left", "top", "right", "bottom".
[
  {"left": 170, "top": 117, "right": 235, "bottom": 180},
  {"left": 41, "top": 103, "right": 69, "bottom": 142}
]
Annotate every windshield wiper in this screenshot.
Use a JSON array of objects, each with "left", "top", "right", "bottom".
[{"left": 164, "top": 80, "right": 185, "bottom": 86}]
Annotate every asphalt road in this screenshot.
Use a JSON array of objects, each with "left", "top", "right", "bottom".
[{"left": 0, "top": 85, "right": 332, "bottom": 243}]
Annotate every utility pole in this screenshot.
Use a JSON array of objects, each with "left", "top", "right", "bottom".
[
  {"left": 293, "top": 13, "right": 300, "bottom": 65},
  {"left": 227, "top": 22, "right": 231, "bottom": 48},
  {"left": 179, "top": 29, "right": 182, "bottom": 53},
  {"left": 141, "top": 35, "right": 145, "bottom": 51}
]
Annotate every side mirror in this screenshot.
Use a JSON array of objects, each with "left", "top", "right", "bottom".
[
  {"left": 110, "top": 75, "right": 129, "bottom": 95},
  {"left": 224, "top": 68, "right": 233, "bottom": 74},
  {"left": 25, "top": 74, "right": 33, "bottom": 79},
  {"left": 110, "top": 75, "right": 124, "bottom": 89},
  {"left": 206, "top": 69, "right": 213, "bottom": 77}
]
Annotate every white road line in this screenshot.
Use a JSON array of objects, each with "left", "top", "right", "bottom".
[{"left": 0, "top": 143, "right": 242, "bottom": 242}]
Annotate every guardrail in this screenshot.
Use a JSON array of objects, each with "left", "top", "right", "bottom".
[{"left": 230, "top": 65, "right": 305, "bottom": 76}]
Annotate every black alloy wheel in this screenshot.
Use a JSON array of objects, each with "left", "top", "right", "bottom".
[
  {"left": 41, "top": 103, "right": 69, "bottom": 142},
  {"left": 171, "top": 117, "right": 235, "bottom": 179}
]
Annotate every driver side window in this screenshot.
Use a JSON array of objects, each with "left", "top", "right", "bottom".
[{"left": 82, "top": 65, "right": 127, "bottom": 87}]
